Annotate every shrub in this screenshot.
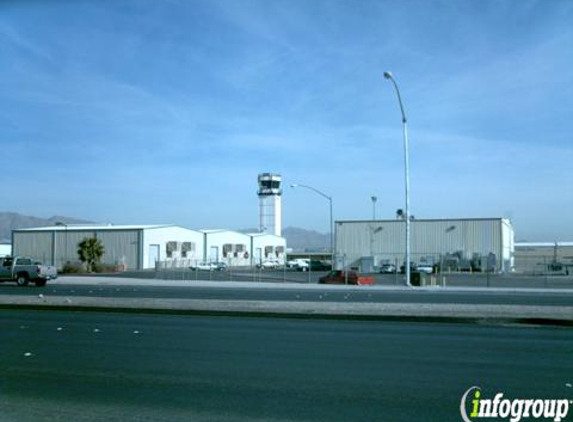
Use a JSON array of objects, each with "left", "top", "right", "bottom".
[
  {"left": 92, "top": 263, "right": 121, "bottom": 273},
  {"left": 61, "top": 262, "right": 85, "bottom": 274}
]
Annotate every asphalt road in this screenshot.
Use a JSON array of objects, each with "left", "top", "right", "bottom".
[
  {"left": 1, "top": 310, "right": 571, "bottom": 422},
  {"left": 1, "top": 282, "right": 573, "bottom": 307}
]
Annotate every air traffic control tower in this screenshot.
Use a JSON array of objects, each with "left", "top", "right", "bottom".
[{"left": 257, "top": 173, "right": 282, "bottom": 236}]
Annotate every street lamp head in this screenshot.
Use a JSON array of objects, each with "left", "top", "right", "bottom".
[
  {"left": 290, "top": 184, "right": 298, "bottom": 188},
  {"left": 383, "top": 71, "right": 393, "bottom": 80}
]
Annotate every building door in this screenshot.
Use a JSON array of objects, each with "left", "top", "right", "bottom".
[
  {"left": 209, "top": 246, "right": 219, "bottom": 263},
  {"left": 148, "top": 244, "right": 160, "bottom": 268},
  {"left": 255, "top": 248, "right": 262, "bottom": 265}
]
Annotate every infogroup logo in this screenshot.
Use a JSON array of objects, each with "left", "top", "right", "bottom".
[{"left": 460, "top": 386, "right": 571, "bottom": 422}]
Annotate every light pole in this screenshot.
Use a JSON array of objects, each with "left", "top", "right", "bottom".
[
  {"left": 371, "top": 196, "right": 377, "bottom": 220},
  {"left": 290, "top": 183, "right": 334, "bottom": 270},
  {"left": 384, "top": 71, "right": 411, "bottom": 287}
]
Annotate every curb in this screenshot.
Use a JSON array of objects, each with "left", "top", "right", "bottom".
[
  {"left": 2, "top": 296, "right": 572, "bottom": 327},
  {"left": 48, "top": 277, "right": 573, "bottom": 295}
]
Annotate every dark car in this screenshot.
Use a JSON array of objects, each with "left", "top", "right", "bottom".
[
  {"left": 400, "top": 262, "right": 419, "bottom": 274},
  {"left": 308, "top": 260, "right": 332, "bottom": 271},
  {"left": 214, "top": 262, "right": 228, "bottom": 271}
]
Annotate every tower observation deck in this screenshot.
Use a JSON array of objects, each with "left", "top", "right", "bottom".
[{"left": 257, "top": 173, "right": 282, "bottom": 236}]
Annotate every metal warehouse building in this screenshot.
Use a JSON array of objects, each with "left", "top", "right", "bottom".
[
  {"left": 248, "top": 232, "right": 286, "bottom": 265},
  {"left": 12, "top": 225, "right": 205, "bottom": 270},
  {"left": 514, "top": 242, "right": 573, "bottom": 274},
  {"left": 335, "top": 218, "right": 514, "bottom": 273},
  {"left": 199, "top": 230, "right": 286, "bottom": 267},
  {"left": 13, "top": 225, "right": 287, "bottom": 270},
  {"left": 201, "top": 230, "right": 251, "bottom": 266}
]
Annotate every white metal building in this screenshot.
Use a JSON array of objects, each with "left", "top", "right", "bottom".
[
  {"left": 201, "top": 230, "right": 252, "bottom": 266},
  {"left": 0, "top": 242, "right": 11, "bottom": 257},
  {"left": 12, "top": 225, "right": 204, "bottom": 270},
  {"left": 12, "top": 225, "right": 289, "bottom": 270},
  {"left": 335, "top": 218, "right": 514, "bottom": 272},
  {"left": 199, "top": 230, "right": 287, "bottom": 267},
  {"left": 248, "top": 233, "right": 287, "bottom": 265}
]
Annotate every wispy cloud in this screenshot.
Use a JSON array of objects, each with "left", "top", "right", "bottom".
[
  {"left": 1, "top": 0, "right": 572, "bottom": 239},
  {"left": 0, "top": 20, "right": 53, "bottom": 62}
]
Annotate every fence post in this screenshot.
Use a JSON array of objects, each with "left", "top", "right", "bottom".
[{"left": 544, "top": 256, "right": 548, "bottom": 288}]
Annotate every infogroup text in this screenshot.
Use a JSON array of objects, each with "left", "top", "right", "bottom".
[{"left": 460, "top": 387, "right": 570, "bottom": 422}]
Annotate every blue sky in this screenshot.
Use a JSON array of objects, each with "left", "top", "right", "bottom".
[{"left": 1, "top": 0, "right": 572, "bottom": 240}]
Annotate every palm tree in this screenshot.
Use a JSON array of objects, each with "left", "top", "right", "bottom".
[{"left": 77, "top": 237, "right": 105, "bottom": 272}]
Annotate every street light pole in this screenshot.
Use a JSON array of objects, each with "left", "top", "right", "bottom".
[
  {"left": 371, "top": 196, "right": 377, "bottom": 220},
  {"left": 384, "top": 71, "right": 411, "bottom": 287},
  {"left": 290, "top": 183, "right": 334, "bottom": 271}
]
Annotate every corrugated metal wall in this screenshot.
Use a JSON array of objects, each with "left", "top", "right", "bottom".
[
  {"left": 13, "top": 232, "right": 54, "bottom": 264},
  {"left": 514, "top": 244, "right": 573, "bottom": 274},
  {"left": 336, "top": 219, "right": 506, "bottom": 271},
  {"left": 55, "top": 230, "right": 96, "bottom": 266},
  {"left": 13, "top": 229, "right": 141, "bottom": 269},
  {"left": 96, "top": 230, "right": 140, "bottom": 269}
]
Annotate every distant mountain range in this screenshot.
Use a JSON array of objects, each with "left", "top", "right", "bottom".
[
  {"left": 0, "top": 212, "right": 329, "bottom": 252},
  {"left": 0, "top": 212, "right": 93, "bottom": 242},
  {"left": 237, "top": 227, "right": 330, "bottom": 252},
  {"left": 279, "top": 227, "right": 330, "bottom": 252}
]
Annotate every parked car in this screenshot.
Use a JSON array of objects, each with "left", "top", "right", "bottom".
[
  {"left": 379, "top": 264, "right": 396, "bottom": 274},
  {"left": 318, "top": 270, "right": 375, "bottom": 285},
  {"left": 297, "top": 260, "right": 331, "bottom": 271},
  {"left": 417, "top": 264, "right": 434, "bottom": 274},
  {"left": 286, "top": 258, "right": 309, "bottom": 270},
  {"left": 0, "top": 256, "right": 57, "bottom": 287},
  {"left": 191, "top": 262, "right": 217, "bottom": 271},
  {"left": 214, "top": 262, "right": 228, "bottom": 271},
  {"left": 257, "top": 259, "right": 281, "bottom": 269},
  {"left": 400, "top": 262, "right": 419, "bottom": 274},
  {"left": 308, "top": 260, "right": 332, "bottom": 271}
]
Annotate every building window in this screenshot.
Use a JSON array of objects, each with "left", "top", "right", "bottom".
[
  {"left": 264, "top": 246, "right": 274, "bottom": 258},
  {"left": 166, "top": 241, "right": 178, "bottom": 258},
  {"left": 223, "top": 244, "right": 233, "bottom": 258},
  {"left": 276, "top": 246, "right": 284, "bottom": 256},
  {"left": 234, "top": 244, "right": 245, "bottom": 258},
  {"left": 181, "top": 242, "right": 195, "bottom": 258}
]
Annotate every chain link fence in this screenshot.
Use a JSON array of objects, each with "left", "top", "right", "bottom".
[{"left": 153, "top": 256, "right": 332, "bottom": 284}]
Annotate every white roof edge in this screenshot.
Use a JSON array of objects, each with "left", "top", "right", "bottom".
[
  {"left": 198, "top": 229, "right": 249, "bottom": 235},
  {"left": 246, "top": 233, "right": 285, "bottom": 239},
  {"left": 15, "top": 224, "right": 178, "bottom": 231},
  {"left": 515, "top": 242, "right": 573, "bottom": 247},
  {"left": 336, "top": 217, "right": 509, "bottom": 223}
]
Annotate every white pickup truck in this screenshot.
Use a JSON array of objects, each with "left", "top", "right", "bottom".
[{"left": 0, "top": 256, "right": 58, "bottom": 287}]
